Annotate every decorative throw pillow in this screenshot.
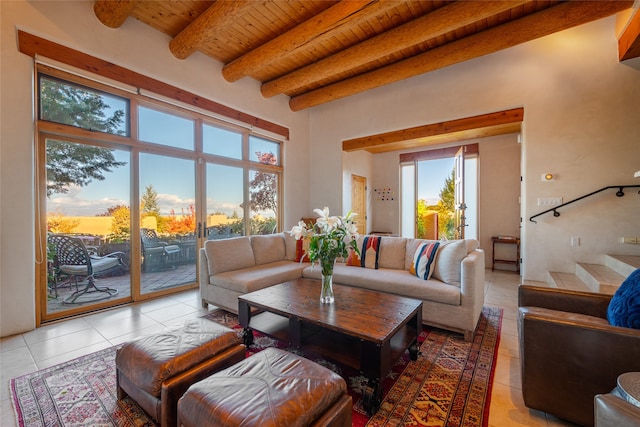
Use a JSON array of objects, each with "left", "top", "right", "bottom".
[
  {"left": 410, "top": 241, "right": 440, "bottom": 280},
  {"left": 361, "top": 236, "right": 381, "bottom": 269},
  {"left": 346, "top": 247, "right": 361, "bottom": 266},
  {"left": 295, "top": 238, "right": 310, "bottom": 262},
  {"left": 607, "top": 268, "right": 640, "bottom": 329}
]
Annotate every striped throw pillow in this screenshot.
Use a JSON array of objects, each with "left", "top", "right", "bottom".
[
  {"left": 410, "top": 241, "right": 440, "bottom": 280},
  {"left": 361, "top": 236, "right": 381, "bottom": 269}
]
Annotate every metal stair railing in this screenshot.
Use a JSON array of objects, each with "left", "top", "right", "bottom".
[{"left": 529, "top": 185, "right": 640, "bottom": 223}]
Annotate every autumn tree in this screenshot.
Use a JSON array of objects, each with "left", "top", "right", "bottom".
[
  {"left": 41, "top": 77, "right": 126, "bottom": 197},
  {"left": 165, "top": 205, "right": 196, "bottom": 235},
  {"left": 109, "top": 206, "right": 131, "bottom": 242},
  {"left": 246, "top": 152, "right": 278, "bottom": 234},
  {"left": 47, "top": 212, "right": 80, "bottom": 234},
  {"left": 248, "top": 152, "right": 277, "bottom": 215}
]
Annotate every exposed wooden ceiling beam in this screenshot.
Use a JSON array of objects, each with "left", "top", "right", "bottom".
[
  {"left": 291, "top": 0, "right": 633, "bottom": 111},
  {"left": 262, "top": 0, "right": 526, "bottom": 98},
  {"left": 343, "top": 108, "right": 524, "bottom": 154},
  {"left": 222, "top": 0, "right": 374, "bottom": 83},
  {"left": 93, "top": 0, "right": 138, "bottom": 28},
  {"left": 619, "top": 9, "right": 640, "bottom": 61},
  {"left": 169, "top": 1, "right": 253, "bottom": 60}
]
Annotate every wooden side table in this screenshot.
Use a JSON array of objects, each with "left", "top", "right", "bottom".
[{"left": 491, "top": 236, "right": 520, "bottom": 273}]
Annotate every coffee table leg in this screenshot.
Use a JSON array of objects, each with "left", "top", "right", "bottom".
[
  {"left": 238, "top": 301, "right": 254, "bottom": 346},
  {"left": 362, "top": 378, "right": 381, "bottom": 415},
  {"left": 409, "top": 339, "right": 419, "bottom": 360},
  {"left": 289, "top": 316, "right": 301, "bottom": 348},
  {"left": 242, "top": 327, "right": 254, "bottom": 346}
]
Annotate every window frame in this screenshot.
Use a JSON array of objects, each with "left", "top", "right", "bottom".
[{"left": 36, "top": 64, "right": 285, "bottom": 238}]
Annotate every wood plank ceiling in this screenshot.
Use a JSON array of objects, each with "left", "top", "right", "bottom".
[{"left": 94, "top": 1, "right": 633, "bottom": 113}]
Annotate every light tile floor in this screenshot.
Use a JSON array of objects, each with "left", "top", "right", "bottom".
[{"left": 1, "top": 269, "right": 577, "bottom": 427}]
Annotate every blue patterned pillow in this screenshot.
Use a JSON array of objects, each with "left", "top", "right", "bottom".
[{"left": 607, "top": 268, "right": 640, "bottom": 329}]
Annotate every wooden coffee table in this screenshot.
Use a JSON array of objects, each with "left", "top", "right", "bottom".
[{"left": 238, "top": 278, "right": 422, "bottom": 414}]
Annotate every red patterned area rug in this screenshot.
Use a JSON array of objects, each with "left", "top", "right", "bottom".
[{"left": 10, "top": 306, "right": 501, "bottom": 427}]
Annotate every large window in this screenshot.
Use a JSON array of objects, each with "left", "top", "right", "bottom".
[{"left": 36, "top": 66, "right": 284, "bottom": 322}]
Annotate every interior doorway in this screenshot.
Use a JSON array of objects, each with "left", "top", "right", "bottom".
[
  {"left": 402, "top": 144, "right": 478, "bottom": 240},
  {"left": 351, "top": 174, "right": 367, "bottom": 235}
]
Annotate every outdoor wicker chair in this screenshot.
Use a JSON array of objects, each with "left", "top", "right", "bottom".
[
  {"left": 48, "top": 234, "right": 123, "bottom": 304},
  {"left": 140, "top": 228, "right": 181, "bottom": 272}
]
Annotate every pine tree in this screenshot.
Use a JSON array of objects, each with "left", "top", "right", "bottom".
[{"left": 42, "top": 77, "right": 126, "bottom": 197}]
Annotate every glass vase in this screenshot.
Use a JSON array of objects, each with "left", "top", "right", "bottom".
[{"left": 319, "top": 257, "right": 336, "bottom": 304}]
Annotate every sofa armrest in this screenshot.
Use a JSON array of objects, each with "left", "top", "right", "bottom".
[
  {"left": 518, "top": 285, "right": 612, "bottom": 319},
  {"left": 595, "top": 394, "right": 640, "bottom": 427},
  {"left": 459, "top": 249, "right": 485, "bottom": 340},
  {"left": 519, "top": 306, "right": 640, "bottom": 426}
]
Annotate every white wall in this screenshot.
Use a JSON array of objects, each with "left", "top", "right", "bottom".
[
  {"left": 309, "top": 16, "right": 640, "bottom": 282},
  {"left": 479, "top": 135, "right": 522, "bottom": 271},
  {"left": 0, "top": 0, "right": 310, "bottom": 337}
]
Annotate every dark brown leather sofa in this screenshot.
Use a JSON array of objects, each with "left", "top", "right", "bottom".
[{"left": 518, "top": 285, "right": 640, "bottom": 427}]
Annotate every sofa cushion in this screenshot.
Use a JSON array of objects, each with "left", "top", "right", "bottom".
[
  {"left": 284, "top": 232, "right": 298, "bottom": 261},
  {"left": 251, "top": 234, "right": 285, "bottom": 265},
  {"left": 212, "top": 261, "right": 307, "bottom": 294},
  {"left": 410, "top": 241, "right": 440, "bottom": 280},
  {"left": 432, "top": 239, "right": 467, "bottom": 287},
  {"left": 378, "top": 236, "right": 407, "bottom": 270},
  {"left": 361, "top": 235, "right": 381, "bottom": 269},
  {"left": 205, "top": 237, "right": 255, "bottom": 275},
  {"left": 303, "top": 265, "right": 460, "bottom": 306},
  {"left": 607, "top": 268, "right": 640, "bottom": 329}
]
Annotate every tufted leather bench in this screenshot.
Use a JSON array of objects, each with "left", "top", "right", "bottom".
[
  {"left": 177, "top": 347, "right": 352, "bottom": 427},
  {"left": 115, "top": 318, "right": 245, "bottom": 427}
]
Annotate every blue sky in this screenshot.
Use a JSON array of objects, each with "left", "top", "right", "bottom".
[
  {"left": 417, "top": 157, "right": 455, "bottom": 205},
  {"left": 46, "top": 79, "right": 255, "bottom": 218}
]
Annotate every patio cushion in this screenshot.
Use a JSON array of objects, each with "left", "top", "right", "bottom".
[{"left": 60, "top": 256, "right": 120, "bottom": 275}]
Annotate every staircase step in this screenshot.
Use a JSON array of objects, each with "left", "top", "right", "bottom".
[
  {"left": 548, "top": 272, "right": 590, "bottom": 292},
  {"left": 576, "top": 263, "right": 624, "bottom": 294},
  {"left": 547, "top": 255, "right": 638, "bottom": 295},
  {"left": 606, "top": 254, "right": 640, "bottom": 277}
]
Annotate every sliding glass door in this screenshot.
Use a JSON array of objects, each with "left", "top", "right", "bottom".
[
  {"left": 42, "top": 137, "right": 132, "bottom": 319},
  {"left": 36, "top": 67, "right": 283, "bottom": 324},
  {"left": 139, "top": 153, "right": 196, "bottom": 294}
]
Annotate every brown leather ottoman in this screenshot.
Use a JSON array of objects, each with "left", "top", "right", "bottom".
[
  {"left": 116, "top": 318, "right": 245, "bottom": 427},
  {"left": 177, "top": 347, "right": 352, "bottom": 427}
]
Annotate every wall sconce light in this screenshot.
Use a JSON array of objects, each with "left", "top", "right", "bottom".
[
  {"left": 635, "top": 170, "right": 640, "bottom": 178},
  {"left": 541, "top": 173, "right": 555, "bottom": 182}
]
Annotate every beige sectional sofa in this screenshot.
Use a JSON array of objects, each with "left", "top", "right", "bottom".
[{"left": 199, "top": 232, "right": 485, "bottom": 341}]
